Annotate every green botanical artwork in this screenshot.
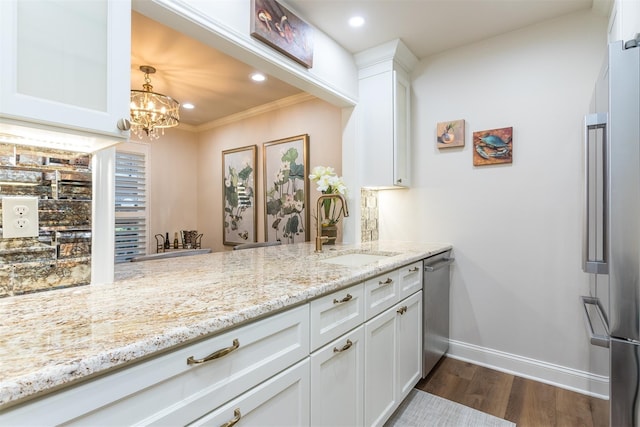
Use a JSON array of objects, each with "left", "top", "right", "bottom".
[
  {"left": 263, "top": 135, "right": 309, "bottom": 243},
  {"left": 222, "top": 146, "right": 257, "bottom": 245}
]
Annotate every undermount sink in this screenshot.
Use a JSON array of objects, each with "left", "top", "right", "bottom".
[{"left": 319, "top": 252, "right": 392, "bottom": 267}]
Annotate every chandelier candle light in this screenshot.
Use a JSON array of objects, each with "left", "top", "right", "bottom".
[{"left": 130, "top": 65, "right": 180, "bottom": 140}]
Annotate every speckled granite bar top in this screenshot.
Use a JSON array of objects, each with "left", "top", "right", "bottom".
[{"left": 0, "top": 240, "right": 450, "bottom": 409}]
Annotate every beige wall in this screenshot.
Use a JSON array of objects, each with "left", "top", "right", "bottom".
[
  {"left": 146, "top": 128, "right": 199, "bottom": 253},
  {"left": 197, "top": 97, "right": 342, "bottom": 252}
]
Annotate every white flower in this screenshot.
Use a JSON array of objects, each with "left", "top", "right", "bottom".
[{"left": 309, "top": 165, "right": 347, "bottom": 195}]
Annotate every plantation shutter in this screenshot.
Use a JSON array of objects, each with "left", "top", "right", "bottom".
[{"left": 115, "top": 148, "right": 149, "bottom": 263}]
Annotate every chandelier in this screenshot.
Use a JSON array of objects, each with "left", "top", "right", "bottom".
[{"left": 130, "top": 65, "right": 180, "bottom": 140}]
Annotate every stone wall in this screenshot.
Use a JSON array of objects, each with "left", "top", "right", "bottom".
[
  {"left": 0, "top": 143, "right": 92, "bottom": 297},
  {"left": 361, "top": 189, "right": 379, "bottom": 242}
]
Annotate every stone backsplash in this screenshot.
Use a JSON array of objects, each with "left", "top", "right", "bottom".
[
  {"left": 361, "top": 189, "right": 379, "bottom": 242},
  {"left": 0, "top": 143, "right": 92, "bottom": 297}
]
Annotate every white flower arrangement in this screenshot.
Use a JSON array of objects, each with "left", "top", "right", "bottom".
[
  {"left": 309, "top": 166, "right": 347, "bottom": 226},
  {"left": 308, "top": 166, "right": 347, "bottom": 195}
]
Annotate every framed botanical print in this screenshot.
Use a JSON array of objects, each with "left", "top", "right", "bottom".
[
  {"left": 263, "top": 134, "right": 309, "bottom": 243},
  {"left": 222, "top": 145, "right": 257, "bottom": 246}
]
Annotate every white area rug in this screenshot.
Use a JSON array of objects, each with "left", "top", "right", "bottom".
[{"left": 384, "top": 389, "right": 516, "bottom": 427}]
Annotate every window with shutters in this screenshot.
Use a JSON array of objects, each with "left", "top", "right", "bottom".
[{"left": 115, "top": 144, "right": 149, "bottom": 263}]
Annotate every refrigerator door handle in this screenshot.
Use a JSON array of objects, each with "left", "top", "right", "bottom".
[
  {"left": 583, "top": 113, "right": 609, "bottom": 274},
  {"left": 581, "top": 295, "right": 610, "bottom": 348}
]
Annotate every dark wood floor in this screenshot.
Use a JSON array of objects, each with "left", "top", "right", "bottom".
[{"left": 416, "top": 357, "right": 609, "bottom": 427}]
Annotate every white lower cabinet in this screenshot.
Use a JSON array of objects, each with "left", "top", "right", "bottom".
[
  {"left": 189, "top": 359, "right": 310, "bottom": 427},
  {"left": 1, "top": 262, "right": 426, "bottom": 427},
  {"left": 0, "top": 305, "right": 309, "bottom": 426},
  {"left": 364, "top": 291, "right": 423, "bottom": 427},
  {"left": 310, "top": 326, "right": 365, "bottom": 427}
]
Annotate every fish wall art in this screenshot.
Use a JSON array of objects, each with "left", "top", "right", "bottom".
[{"left": 473, "top": 126, "right": 513, "bottom": 166}]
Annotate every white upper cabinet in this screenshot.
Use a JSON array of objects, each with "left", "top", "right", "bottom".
[
  {"left": 0, "top": 0, "right": 131, "bottom": 142},
  {"left": 356, "top": 39, "right": 417, "bottom": 189}
]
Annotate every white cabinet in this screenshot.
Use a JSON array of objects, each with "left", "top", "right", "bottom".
[
  {"left": 189, "top": 359, "right": 310, "bottom": 427},
  {"left": 0, "top": 305, "right": 309, "bottom": 426},
  {"left": 396, "top": 291, "right": 423, "bottom": 401},
  {"left": 0, "top": 0, "right": 131, "bottom": 139},
  {"left": 356, "top": 39, "right": 417, "bottom": 189},
  {"left": 364, "top": 269, "right": 400, "bottom": 319},
  {"left": 310, "top": 326, "right": 365, "bottom": 427},
  {"left": 310, "top": 283, "right": 364, "bottom": 351},
  {"left": 398, "top": 261, "right": 423, "bottom": 300},
  {"left": 364, "top": 291, "right": 423, "bottom": 427}
]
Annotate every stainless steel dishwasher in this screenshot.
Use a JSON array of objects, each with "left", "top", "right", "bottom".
[{"left": 422, "top": 250, "right": 454, "bottom": 377}]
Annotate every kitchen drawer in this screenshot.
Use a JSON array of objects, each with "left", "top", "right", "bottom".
[
  {"left": 310, "top": 283, "right": 364, "bottom": 351},
  {"left": 398, "top": 261, "right": 423, "bottom": 300},
  {"left": 1, "top": 305, "right": 309, "bottom": 426},
  {"left": 364, "top": 269, "right": 400, "bottom": 320},
  {"left": 189, "top": 359, "right": 310, "bottom": 427}
]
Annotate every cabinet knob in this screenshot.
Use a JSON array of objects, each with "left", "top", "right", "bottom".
[
  {"left": 397, "top": 306, "right": 408, "bottom": 315},
  {"left": 117, "top": 118, "right": 131, "bottom": 131},
  {"left": 397, "top": 178, "right": 402, "bottom": 183}
]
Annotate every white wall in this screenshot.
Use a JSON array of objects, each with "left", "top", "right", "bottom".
[
  {"left": 378, "top": 9, "right": 609, "bottom": 395},
  {"left": 132, "top": 0, "right": 358, "bottom": 108},
  {"left": 197, "top": 96, "right": 342, "bottom": 252}
]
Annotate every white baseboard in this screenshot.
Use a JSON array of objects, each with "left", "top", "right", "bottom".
[{"left": 446, "top": 339, "right": 609, "bottom": 399}]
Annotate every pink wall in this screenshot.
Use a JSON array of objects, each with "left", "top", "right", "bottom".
[{"left": 197, "top": 96, "right": 342, "bottom": 252}]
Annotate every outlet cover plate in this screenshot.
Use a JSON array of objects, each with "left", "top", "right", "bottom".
[{"left": 2, "top": 196, "right": 39, "bottom": 238}]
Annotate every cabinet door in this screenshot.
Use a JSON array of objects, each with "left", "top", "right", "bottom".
[
  {"left": 189, "top": 359, "right": 310, "bottom": 427},
  {"left": 393, "top": 70, "right": 411, "bottom": 187},
  {"left": 310, "top": 283, "right": 364, "bottom": 351},
  {"left": 0, "top": 0, "right": 130, "bottom": 137},
  {"left": 359, "top": 69, "right": 395, "bottom": 187},
  {"left": 364, "top": 269, "right": 400, "bottom": 319},
  {"left": 396, "top": 291, "right": 423, "bottom": 401},
  {"left": 364, "top": 307, "right": 398, "bottom": 427},
  {"left": 310, "top": 326, "right": 364, "bottom": 427},
  {"left": 398, "top": 261, "right": 422, "bottom": 300}
]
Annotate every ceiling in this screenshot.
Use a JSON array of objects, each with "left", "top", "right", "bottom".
[{"left": 132, "top": 0, "right": 601, "bottom": 128}]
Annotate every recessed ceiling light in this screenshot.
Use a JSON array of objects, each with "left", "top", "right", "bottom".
[
  {"left": 349, "top": 16, "right": 365, "bottom": 28},
  {"left": 251, "top": 73, "right": 266, "bottom": 82},
  {"left": 182, "top": 103, "right": 195, "bottom": 109}
]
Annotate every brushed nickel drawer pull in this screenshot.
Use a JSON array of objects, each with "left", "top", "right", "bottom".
[
  {"left": 397, "top": 306, "right": 408, "bottom": 315},
  {"left": 220, "top": 408, "right": 241, "bottom": 427},
  {"left": 379, "top": 278, "right": 393, "bottom": 286},
  {"left": 333, "top": 339, "right": 353, "bottom": 353},
  {"left": 333, "top": 293, "right": 353, "bottom": 304},
  {"left": 408, "top": 266, "right": 419, "bottom": 272},
  {"left": 187, "top": 339, "right": 240, "bottom": 365}
]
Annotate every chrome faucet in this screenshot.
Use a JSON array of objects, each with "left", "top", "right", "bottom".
[{"left": 315, "top": 194, "right": 349, "bottom": 252}]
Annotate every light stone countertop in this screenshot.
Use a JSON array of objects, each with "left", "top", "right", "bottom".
[{"left": 0, "top": 240, "right": 451, "bottom": 410}]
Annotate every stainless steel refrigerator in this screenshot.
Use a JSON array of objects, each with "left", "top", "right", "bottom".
[{"left": 582, "top": 36, "right": 640, "bottom": 426}]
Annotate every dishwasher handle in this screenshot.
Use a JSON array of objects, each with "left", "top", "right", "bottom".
[{"left": 424, "top": 257, "right": 454, "bottom": 272}]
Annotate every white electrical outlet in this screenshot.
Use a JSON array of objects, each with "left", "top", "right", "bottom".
[{"left": 2, "top": 196, "right": 39, "bottom": 238}]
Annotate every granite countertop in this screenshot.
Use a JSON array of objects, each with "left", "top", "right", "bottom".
[{"left": 0, "top": 240, "right": 451, "bottom": 410}]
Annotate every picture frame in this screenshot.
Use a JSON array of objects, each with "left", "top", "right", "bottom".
[
  {"left": 250, "top": 0, "right": 314, "bottom": 68},
  {"left": 222, "top": 145, "right": 257, "bottom": 246},
  {"left": 473, "top": 126, "right": 513, "bottom": 166},
  {"left": 437, "top": 119, "right": 465, "bottom": 148},
  {"left": 263, "top": 134, "right": 309, "bottom": 243}
]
